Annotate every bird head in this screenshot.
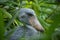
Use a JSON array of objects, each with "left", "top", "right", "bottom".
[{"left": 18, "top": 8, "right": 44, "bottom": 32}]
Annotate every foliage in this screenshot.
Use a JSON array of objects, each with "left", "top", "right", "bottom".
[{"left": 0, "top": 0, "right": 60, "bottom": 40}]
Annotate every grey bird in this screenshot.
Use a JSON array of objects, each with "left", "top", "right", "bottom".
[{"left": 5, "top": 8, "right": 44, "bottom": 40}]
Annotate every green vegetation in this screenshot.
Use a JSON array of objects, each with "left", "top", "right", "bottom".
[{"left": 0, "top": 0, "right": 60, "bottom": 40}]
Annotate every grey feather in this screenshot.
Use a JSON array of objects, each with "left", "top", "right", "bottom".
[
  {"left": 9, "top": 26, "right": 40, "bottom": 40},
  {"left": 5, "top": 8, "right": 41, "bottom": 40}
]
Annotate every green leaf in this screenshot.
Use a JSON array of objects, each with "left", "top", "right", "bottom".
[
  {"left": 0, "top": 8, "right": 5, "bottom": 40},
  {"left": 0, "top": 0, "right": 8, "bottom": 3}
]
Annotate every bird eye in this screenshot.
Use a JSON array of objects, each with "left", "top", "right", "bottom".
[
  {"left": 27, "top": 13, "right": 33, "bottom": 16},
  {"left": 21, "top": 16, "right": 25, "bottom": 18}
]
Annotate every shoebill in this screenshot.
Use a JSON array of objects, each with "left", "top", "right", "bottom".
[{"left": 6, "top": 8, "right": 44, "bottom": 40}]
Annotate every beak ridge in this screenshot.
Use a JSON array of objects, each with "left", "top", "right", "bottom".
[{"left": 29, "top": 16, "right": 44, "bottom": 32}]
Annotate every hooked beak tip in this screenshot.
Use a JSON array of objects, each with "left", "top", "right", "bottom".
[
  {"left": 37, "top": 28, "right": 45, "bottom": 33},
  {"left": 40, "top": 29, "right": 45, "bottom": 33}
]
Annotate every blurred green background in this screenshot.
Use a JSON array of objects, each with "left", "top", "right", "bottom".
[{"left": 0, "top": 0, "right": 60, "bottom": 40}]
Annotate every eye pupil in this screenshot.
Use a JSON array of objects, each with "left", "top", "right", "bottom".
[
  {"left": 27, "top": 13, "right": 33, "bottom": 16},
  {"left": 21, "top": 16, "right": 25, "bottom": 18}
]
